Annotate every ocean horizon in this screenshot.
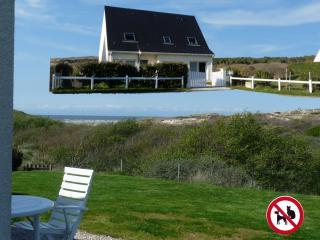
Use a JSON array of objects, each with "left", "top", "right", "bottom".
[{"left": 44, "top": 115, "right": 159, "bottom": 124}]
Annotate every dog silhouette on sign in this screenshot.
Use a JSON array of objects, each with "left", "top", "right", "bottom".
[
  {"left": 287, "top": 206, "right": 296, "bottom": 220},
  {"left": 274, "top": 211, "right": 287, "bottom": 225}
]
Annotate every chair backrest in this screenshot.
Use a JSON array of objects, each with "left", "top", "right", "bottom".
[{"left": 49, "top": 167, "right": 94, "bottom": 239}]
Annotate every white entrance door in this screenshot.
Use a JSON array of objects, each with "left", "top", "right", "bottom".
[{"left": 188, "top": 62, "right": 207, "bottom": 88}]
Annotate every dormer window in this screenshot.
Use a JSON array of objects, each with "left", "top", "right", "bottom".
[
  {"left": 124, "top": 32, "right": 136, "bottom": 42},
  {"left": 163, "top": 36, "right": 173, "bottom": 45},
  {"left": 187, "top": 37, "right": 199, "bottom": 46}
]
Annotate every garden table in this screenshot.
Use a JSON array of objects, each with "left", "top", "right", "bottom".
[{"left": 11, "top": 195, "right": 54, "bottom": 240}]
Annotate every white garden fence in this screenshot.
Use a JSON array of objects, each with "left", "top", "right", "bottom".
[
  {"left": 230, "top": 76, "right": 320, "bottom": 93},
  {"left": 188, "top": 71, "right": 207, "bottom": 88},
  {"left": 52, "top": 75, "right": 185, "bottom": 91},
  {"left": 211, "top": 68, "right": 227, "bottom": 87}
]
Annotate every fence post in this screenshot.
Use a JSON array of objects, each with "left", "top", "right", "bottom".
[
  {"left": 52, "top": 74, "right": 56, "bottom": 90},
  {"left": 181, "top": 76, "right": 184, "bottom": 88},
  {"left": 309, "top": 72, "right": 313, "bottom": 93},
  {"left": 125, "top": 75, "right": 129, "bottom": 89},
  {"left": 90, "top": 77, "right": 94, "bottom": 90},
  {"left": 230, "top": 76, "right": 233, "bottom": 86},
  {"left": 289, "top": 72, "right": 292, "bottom": 91},
  {"left": 251, "top": 76, "right": 254, "bottom": 89},
  {"left": 155, "top": 72, "right": 158, "bottom": 89},
  {"left": 120, "top": 159, "right": 123, "bottom": 172},
  {"left": 278, "top": 78, "right": 281, "bottom": 91},
  {"left": 59, "top": 76, "right": 62, "bottom": 88},
  {"left": 177, "top": 163, "right": 180, "bottom": 181}
]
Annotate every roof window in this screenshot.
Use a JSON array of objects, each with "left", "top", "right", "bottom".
[
  {"left": 163, "top": 36, "right": 173, "bottom": 45},
  {"left": 187, "top": 37, "right": 199, "bottom": 46},
  {"left": 123, "top": 32, "right": 136, "bottom": 42}
]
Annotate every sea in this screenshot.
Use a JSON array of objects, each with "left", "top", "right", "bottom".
[{"left": 45, "top": 115, "right": 154, "bottom": 124}]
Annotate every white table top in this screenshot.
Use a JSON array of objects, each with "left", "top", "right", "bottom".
[{"left": 11, "top": 195, "right": 54, "bottom": 218}]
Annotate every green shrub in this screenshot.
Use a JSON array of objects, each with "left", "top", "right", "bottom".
[
  {"left": 147, "top": 157, "right": 255, "bottom": 188},
  {"left": 55, "top": 63, "right": 73, "bottom": 76},
  {"left": 14, "top": 111, "right": 62, "bottom": 131},
  {"left": 78, "top": 62, "right": 118, "bottom": 77},
  {"left": 306, "top": 125, "right": 320, "bottom": 137},
  {"left": 152, "top": 114, "right": 318, "bottom": 193},
  {"left": 12, "top": 147, "right": 23, "bottom": 171},
  {"left": 77, "top": 62, "right": 188, "bottom": 89},
  {"left": 155, "top": 63, "right": 188, "bottom": 88},
  {"left": 255, "top": 70, "right": 273, "bottom": 79},
  {"left": 289, "top": 62, "right": 320, "bottom": 81},
  {"left": 95, "top": 82, "right": 109, "bottom": 89},
  {"left": 14, "top": 111, "right": 320, "bottom": 194},
  {"left": 55, "top": 63, "right": 74, "bottom": 88}
]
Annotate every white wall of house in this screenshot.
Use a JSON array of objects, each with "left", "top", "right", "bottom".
[
  {"left": 314, "top": 50, "right": 320, "bottom": 62},
  {"left": 98, "top": 13, "right": 108, "bottom": 63}
]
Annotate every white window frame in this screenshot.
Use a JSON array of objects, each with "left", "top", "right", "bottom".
[
  {"left": 187, "top": 37, "right": 199, "bottom": 46},
  {"left": 163, "top": 36, "right": 173, "bottom": 45},
  {"left": 123, "top": 32, "right": 137, "bottom": 42}
]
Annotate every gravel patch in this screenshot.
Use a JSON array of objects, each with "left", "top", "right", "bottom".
[
  {"left": 12, "top": 228, "right": 120, "bottom": 240},
  {"left": 76, "top": 231, "right": 120, "bottom": 240}
]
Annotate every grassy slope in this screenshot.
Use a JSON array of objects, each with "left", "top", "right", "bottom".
[
  {"left": 13, "top": 172, "right": 320, "bottom": 240},
  {"left": 231, "top": 86, "right": 320, "bottom": 97}
]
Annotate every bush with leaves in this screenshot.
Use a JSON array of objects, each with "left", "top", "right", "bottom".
[
  {"left": 147, "top": 157, "right": 255, "bottom": 188},
  {"left": 55, "top": 63, "right": 74, "bottom": 88}
]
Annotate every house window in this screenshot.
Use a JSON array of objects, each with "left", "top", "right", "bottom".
[
  {"left": 187, "top": 37, "right": 199, "bottom": 46},
  {"left": 190, "top": 62, "right": 206, "bottom": 72},
  {"left": 124, "top": 32, "right": 136, "bottom": 42},
  {"left": 163, "top": 36, "right": 173, "bottom": 45},
  {"left": 190, "top": 62, "right": 198, "bottom": 72},
  {"left": 199, "top": 62, "right": 206, "bottom": 73}
]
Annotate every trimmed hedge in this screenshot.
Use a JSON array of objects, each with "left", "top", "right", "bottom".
[
  {"left": 73, "top": 62, "right": 188, "bottom": 89},
  {"left": 55, "top": 63, "right": 74, "bottom": 88}
]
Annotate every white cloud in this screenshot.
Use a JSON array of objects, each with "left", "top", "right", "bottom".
[
  {"left": 201, "top": 1, "right": 320, "bottom": 27},
  {"left": 250, "top": 44, "right": 291, "bottom": 54},
  {"left": 26, "top": 0, "right": 43, "bottom": 8},
  {"left": 16, "top": 0, "right": 98, "bottom": 36}
]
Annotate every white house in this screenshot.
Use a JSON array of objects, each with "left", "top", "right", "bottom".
[
  {"left": 99, "top": 6, "right": 214, "bottom": 82},
  {"left": 314, "top": 50, "right": 320, "bottom": 62}
]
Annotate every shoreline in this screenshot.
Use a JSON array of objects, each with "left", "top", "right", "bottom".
[{"left": 48, "top": 109, "right": 320, "bottom": 126}]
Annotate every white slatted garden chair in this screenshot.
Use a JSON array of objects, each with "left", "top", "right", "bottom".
[{"left": 14, "top": 167, "right": 94, "bottom": 240}]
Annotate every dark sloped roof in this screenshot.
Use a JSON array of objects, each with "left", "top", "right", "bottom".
[{"left": 105, "top": 6, "right": 213, "bottom": 55}]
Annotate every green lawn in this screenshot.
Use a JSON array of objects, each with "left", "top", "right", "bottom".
[{"left": 13, "top": 172, "right": 320, "bottom": 240}]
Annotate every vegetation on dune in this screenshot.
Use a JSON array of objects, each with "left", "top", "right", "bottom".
[
  {"left": 232, "top": 85, "right": 320, "bottom": 97},
  {"left": 14, "top": 112, "right": 320, "bottom": 194},
  {"left": 214, "top": 56, "right": 314, "bottom": 65},
  {"left": 12, "top": 173, "right": 320, "bottom": 239},
  {"left": 289, "top": 62, "right": 320, "bottom": 81},
  {"left": 216, "top": 56, "right": 320, "bottom": 86}
]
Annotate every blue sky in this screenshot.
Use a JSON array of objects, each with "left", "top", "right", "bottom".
[{"left": 14, "top": 0, "right": 320, "bottom": 116}]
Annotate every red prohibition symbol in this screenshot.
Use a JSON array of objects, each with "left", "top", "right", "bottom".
[{"left": 266, "top": 196, "right": 304, "bottom": 235}]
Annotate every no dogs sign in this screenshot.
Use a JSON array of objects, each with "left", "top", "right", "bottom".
[{"left": 266, "top": 196, "right": 304, "bottom": 235}]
